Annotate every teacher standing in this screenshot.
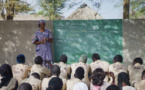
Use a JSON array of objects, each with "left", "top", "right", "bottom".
[{"left": 32, "top": 20, "right": 53, "bottom": 68}]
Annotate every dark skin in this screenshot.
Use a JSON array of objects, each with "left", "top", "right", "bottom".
[
  {"left": 74, "top": 74, "right": 84, "bottom": 80},
  {"left": 92, "top": 58, "right": 96, "bottom": 62},
  {"left": 34, "top": 22, "right": 53, "bottom": 66},
  {"left": 109, "top": 59, "right": 116, "bottom": 84},
  {"left": 113, "top": 59, "right": 116, "bottom": 63},
  {"left": 122, "top": 82, "right": 127, "bottom": 86},
  {"left": 109, "top": 72, "right": 115, "bottom": 84}
]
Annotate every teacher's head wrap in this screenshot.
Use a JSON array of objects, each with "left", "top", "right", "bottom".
[{"left": 38, "top": 20, "right": 46, "bottom": 28}]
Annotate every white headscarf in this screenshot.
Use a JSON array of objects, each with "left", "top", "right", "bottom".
[{"left": 73, "top": 82, "right": 88, "bottom": 90}]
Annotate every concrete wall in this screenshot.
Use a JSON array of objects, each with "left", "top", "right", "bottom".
[
  {"left": 0, "top": 19, "right": 145, "bottom": 66},
  {"left": 0, "top": 21, "right": 53, "bottom": 66},
  {"left": 123, "top": 19, "right": 145, "bottom": 65}
]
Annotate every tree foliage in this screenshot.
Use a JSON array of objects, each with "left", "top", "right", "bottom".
[
  {"left": 67, "top": 0, "right": 101, "bottom": 9},
  {"left": 37, "top": 0, "right": 102, "bottom": 20},
  {"left": 130, "top": 0, "right": 145, "bottom": 19},
  {"left": 114, "top": 0, "right": 145, "bottom": 19},
  {"left": 0, "top": 0, "right": 33, "bottom": 20},
  {"left": 37, "top": 0, "right": 66, "bottom": 20}
]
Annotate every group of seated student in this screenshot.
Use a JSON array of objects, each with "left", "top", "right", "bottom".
[{"left": 0, "top": 53, "right": 145, "bottom": 90}]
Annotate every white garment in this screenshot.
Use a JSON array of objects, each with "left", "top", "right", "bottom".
[
  {"left": 123, "top": 86, "right": 136, "bottom": 90},
  {"left": 73, "top": 82, "right": 88, "bottom": 90}
]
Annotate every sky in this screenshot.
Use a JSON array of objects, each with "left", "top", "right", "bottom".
[{"left": 26, "top": 0, "right": 123, "bottom": 19}]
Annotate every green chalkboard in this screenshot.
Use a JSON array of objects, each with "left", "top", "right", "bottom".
[{"left": 53, "top": 20, "right": 123, "bottom": 64}]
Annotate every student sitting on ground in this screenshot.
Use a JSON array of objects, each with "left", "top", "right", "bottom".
[
  {"left": 30, "top": 56, "right": 50, "bottom": 80},
  {"left": 117, "top": 72, "right": 136, "bottom": 90},
  {"left": 67, "top": 67, "right": 87, "bottom": 90},
  {"left": 128, "top": 57, "right": 144, "bottom": 86},
  {"left": 134, "top": 70, "right": 145, "bottom": 90},
  {"left": 46, "top": 77, "right": 63, "bottom": 90},
  {"left": 109, "top": 55, "right": 127, "bottom": 84},
  {"left": 106, "top": 85, "right": 120, "bottom": 90},
  {"left": 0, "top": 64, "right": 18, "bottom": 90},
  {"left": 12, "top": 54, "right": 31, "bottom": 85},
  {"left": 90, "top": 68, "right": 110, "bottom": 90},
  {"left": 18, "top": 83, "right": 32, "bottom": 90},
  {"left": 20, "top": 73, "right": 41, "bottom": 90},
  {"left": 71, "top": 54, "right": 90, "bottom": 86},
  {"left": 90, "top": 53, "right": 110, "bottom": 83},
  {"left": 53, "top": 54, "right": 71, "bottom": 79},
  {"left": 42, "top": 65, "right": 66, "bottom": 90}
]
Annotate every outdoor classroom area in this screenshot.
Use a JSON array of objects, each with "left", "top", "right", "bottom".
[{"left": 0, "top": 0, "right": 145, "bottom": 90}]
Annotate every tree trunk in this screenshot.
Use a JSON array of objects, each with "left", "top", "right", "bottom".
[{"left": 123, "top": 0, "right": 130, "bottom": 19}]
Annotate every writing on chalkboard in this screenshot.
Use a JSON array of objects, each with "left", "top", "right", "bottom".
[
  {"left": 70, "top": 30, "right": 86, "bottom": 32},
  {"left": 53, "top": 20, "right": 123, "bottom": 64},
  {"left": 68, "top": 33, "right": 79, "bottom": 37}
]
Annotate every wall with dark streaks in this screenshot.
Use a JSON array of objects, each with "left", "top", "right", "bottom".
[
  {"left": 123, "top": 19, "right": 145, "bottom": 66},
  {"left": 0, "top": 19, "right": 145, "bottom": 66},
  {"left": 0, "top": 21, "right": 53, "bottom": 66}
]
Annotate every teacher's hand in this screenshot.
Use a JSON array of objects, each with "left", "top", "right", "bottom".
[
  {"left": 48, "top": 38, "right": 53, "bottom": 42},
  {"left": 40, "top": 40, "right": 45, "bottom": 44},
  {"left": 41, "top": 38, "right": 47, "bottom": 43}
]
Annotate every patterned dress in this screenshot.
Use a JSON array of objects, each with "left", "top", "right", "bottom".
[{"left": 32, "top": 29, "right": 52, "bottom": 61}]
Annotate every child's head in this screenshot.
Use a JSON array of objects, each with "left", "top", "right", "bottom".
[
  {"left": 31, "top": 73, "right": 40, "bottom": 80},
  {"left": 92, "top": 53, "right": 100, "bottom": 62},
  {"left": 46, "top": 77, "right": 63, "bottom": 90},
  {"left": 106, "top": 85, "right": 120, "bottom": 90},
  {"left": 113, "top": 55, "right": 123, "bottom": 63},
  {"left": 34, "top": 56, "right": 43, "bottom": 65},
  {"left": 16, "top": 54, "right": 25, "bottom": 64},
  {"left": 18, "top": 83, "right": 32, "bottom": 90},
  {"left": 141, "top": 70, "right": 145, "bottom": 80},
  {"left": 118, "top": 72, "right": 130, "bottom": 90},
  {"left": 90, "top": 68, "right": 105, "bottom": 86},
  {"left": 74, "top": 67, "right": 84, "bottom": 80},
  {"left": 0, "top": 64, "right": 13, "bottom": 78},
  {"left": 79, "top": 54, "right": 87, "bottom": 63},
  {"left": 132, "top": 57, "right": 143, "bottom": 65},
  {"left": 59, "top": 54, "right": 67, "bottom": 63},
  {"left": 50, "top": 65, "right": 60, "bottom": 77}
]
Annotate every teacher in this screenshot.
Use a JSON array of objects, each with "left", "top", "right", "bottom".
[{"left": 32, "top": 20, "right": 53, "bottom": 68}]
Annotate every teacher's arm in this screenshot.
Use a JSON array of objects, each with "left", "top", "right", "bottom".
[
  {"left": 32, "top": 34, "right": 44, "bottom": 45},
  {"left": 33, "top": 41, "right": 45, "bottom": 45},
  {"left": 44, "top": 38, "right": 53, "bottom": 42}
]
